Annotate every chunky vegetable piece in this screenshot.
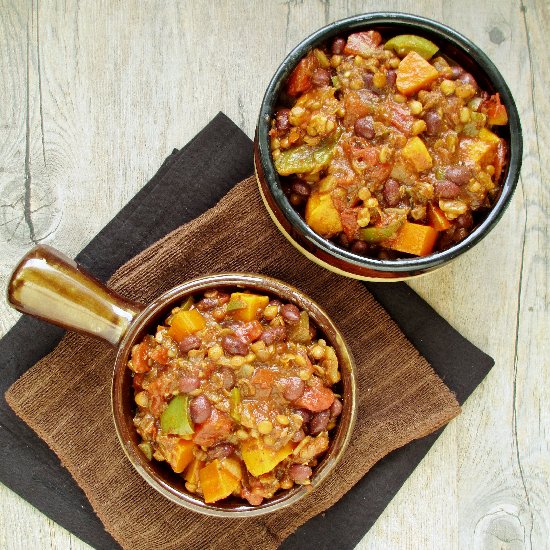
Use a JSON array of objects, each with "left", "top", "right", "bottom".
[
  {"left": 128, "top": 289, "right": 342, "bottom": 506},
  {"left": 270, "top": 28, "right": 509, "bottom": 258}
]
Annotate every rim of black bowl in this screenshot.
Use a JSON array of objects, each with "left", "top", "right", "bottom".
[{"left": 257, "top": 12, "right": 522, "bottom": 274}]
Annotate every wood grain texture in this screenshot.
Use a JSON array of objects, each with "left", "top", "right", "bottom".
[{"left": 0, "top": 1, "right": 547, "bottom": 549}]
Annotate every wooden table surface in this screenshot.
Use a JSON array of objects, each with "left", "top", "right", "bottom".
[{"left": 1, "top": 1, "right": 548, "bottom": 548}]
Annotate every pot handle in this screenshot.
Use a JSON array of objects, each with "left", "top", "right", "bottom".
[{"left": 7, "top": 245, "right": 143, "bottom": 347}]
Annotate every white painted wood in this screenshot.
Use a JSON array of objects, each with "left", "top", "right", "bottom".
[{"left": 0, "top": 1, "right": 547, "bottom": 549}]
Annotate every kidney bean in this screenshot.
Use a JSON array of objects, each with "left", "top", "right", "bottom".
[
  {"left": 178, "top": 375, "right": 201, "bottom": 393},
  {"left": 289, "top": 464, "right": 313, "bottom": 482},
  {"left": 386, "top": 69, "right": 397, "bottom": 88},
  {"left": 291, "top": 181, "right": 311, "bottom": 197},
  {"left": 219, "top": 367, "right": 236, "bottom": 390},
  {"left": 282, "top": 377, "right": 306, "bottom": 401},
  {"left": 189, "top": 395, "right": 212, "bottom": 424},
  {"left": 332, "top": 37, "right": 346, "bottom": 54},
  {"left": 178, "top": 334, "right": 201, "bottom": 353},
  {"left": 450, "top": 65, "right": 465, "bottom": 79},
  {"left": 383, "top": 178, "right": 401, "bottom": 207},
  {"left": 291, "top": 429, "right": 306, "bottom": 443},
  {"left": 330, "top": 398, "right": 343, "bottom": 418},
  {"left": 424, "top": 110, "right": 443, "bottom": 136},
  {"left": 292, "top": 408, "right": 312, "bottom": 424},
  {"left": 260, "top": 325, "right": 287, "bottom": 345},
  {"left": 459, "top": 72, "right": 478, "bottom": 90},
  {"left": 445, "top": 165, "right": 472, "bottom": 185},
  {"left": 311, "top": 67, "right": 331, "bottom": 87},
  {"left": 351, "top": 240, "right": 368, "bottom": 254},
  {"left": 309, "top": 410, "right": 331, "bottom": 435},
  {"left": 276, "top": 109, "right": 291, "bottom": 132},
  {"left": 435, "top": 180, "right": 462, "bottom": 199},
  {"left": 196, "top": 297, "right": 218, "bottom": 311},
  {"left": 206, "top": 442, "right": 235, "bottom": 461},
  {"left": 354, "top": 116, "right": 375, "bottom": 139},
  {"left": 221, "top": 334, "right": 249, "bottom": 355},
  {"left": 281, "top": 303, "right": 300, "bottom": 324},
  {"left": 456, "top": 211, "right": 474, "bottom": 229}
]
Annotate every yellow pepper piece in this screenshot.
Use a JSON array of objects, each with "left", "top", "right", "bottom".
[
  {"left": 305, "top": 191, "right": 343, "bottom": 238},
  {"left": 168, "top": 309, "right": 206, "bottom": 342},
  {"left": 228, "top": 292, "right": 269, "bottom": 322},
  {"left": 401, "top": 137, "right": 433, "bottom": 172},
  {"left": 241, "top": 438, "right": 295, "bottom": 477},
  {"left": 199, "top": 459, "right": 240, "bottom": 503}
]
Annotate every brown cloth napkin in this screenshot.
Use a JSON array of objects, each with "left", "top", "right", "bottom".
[{"left": 6, "top": 176, "right": 460, "bottom": 550}]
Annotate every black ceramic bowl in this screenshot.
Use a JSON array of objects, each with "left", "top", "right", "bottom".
[{"left": 254, "top": 12, "right": 522, "bottom": 280}]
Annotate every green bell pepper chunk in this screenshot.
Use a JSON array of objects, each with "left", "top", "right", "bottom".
[
  {"left": 384, "top": 35, "right": 439, "bottom": 60},
  {"left": 226, "top": 299, "right": 247, "bottom": 312},
  {"left": 274, "top": 130, "right": 341, "bottom": 176},
  {"left": 180, "top": 296, "right": 194, "bottom": 311},
  {"left": 160, "top": 394, "right": 194, "bottom": 436},
  {"left": 138, "top": 442, "right": 153, "bottom": 461},
  {"left": 359, "top": 220, "right": 404, "bottom": 243}
]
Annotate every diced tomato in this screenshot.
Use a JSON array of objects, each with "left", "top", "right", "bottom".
[
  {"left": 383, "top": 100, "right": 414, "bottom": 135},
  {"left": 481, "top": 93, "right": 508, "bottom": 125},
  {"left": 292, "top": 386, "right": 335, "bottom": 412},
  {"left": 287, "top": 53, "right": 317, "bottom": 96},
  {"left": 494, "top": 138, "right": 508, "bottom": 181},
  {"left": 236, "top": 321, "right": 263, "bottom": 343},
  {"left": 241, "top": 487, "right": 264, "bottom": 506},
  {"left": 250, "top": 368, "right": 277, "bottom": 388},
  {"left": 340, "top": 208, "right": 359, "bottom": 241},
  {"left": 343, "top": 90, "right": 374, "bottom": 127},
  {"left": 130, "top": 342, "right": 150, "bottom": 373},
  {"left": 132, "top": 373, "right": 145, "bottom": 391},
  {"left": 193, "top": 409, "right": 234, "bottom": 447},
  {"left": 344, "top": 31, "right": 382, "bottom": 56},
  {"left": 149, "top": 347, "right": 169, "bottom": 365}
]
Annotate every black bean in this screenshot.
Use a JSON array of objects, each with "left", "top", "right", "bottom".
[
  {"left": 309, "top": 410, "right": 331, "bottom": 435},
  {"left": 363, "top": 72, "right": 374, "bottom": 90},
  {"left": 354, "top": 116, "right": 375, "bottom": 139},
  {"left": 311, "top": 68, "right": 331, "bottom": 87},
  {"left": 178, "top": 375, "right": 201, "bottom": 394},
  {"left": 330, "top": 398, "right": 343, "bottom": 418},
  {"left": 293, "top": 408, "right": 312, "bottom": 424},
  {"left": 276, "top": 109, "right": 291, "bottom": 132},
  {"left": 450, "top": 65, "right": 465, "bottom": 79},
  {"left": 435, "top": 180, "right": 461, "bottom": 199},
  {"left": 291, "top": 181, "right": 311, "bottom": 197},
  {"left": 282, "top": 377, "right": 306, "bottom": 401},
  {"left": 178, "top": 334, "right": 201, "bottom": 353},
  {"left": 221, "top": 334, "right": 249, "bottom": 355},
  {"left": 281, "top": 303, "right": 300, "bottom": 324},
  {"left": 189, "top": 395, "right": 212, "bottom": 424},
  {"left": 383, "top": 178, "right": 401, "bottom": 207},
  {"left": 196, "top": 297, "right": 218, "bottom": 311},
  {"left": 351, "top": 240, "right": 368, "bottom": 254},
  {"left": 445, "top": 165, "right": 472, "bottom": 186},
  {"left": 331, "top": 37, "right": 346, "bottom": 54},
  {"left": 424, "top": 110, "right": 443, "bottom": 136},
  {"left": 456, "top": 212, "right": 474, "bottom": 229},
  {"left": 386, "top": 69, "right": 397, "bottom": 89},
  {"left": 289, "top": 464, "right": 313, "bottom": 482},
  {"left": 206, "top": 443, "right": 235, "bottom": 461}
]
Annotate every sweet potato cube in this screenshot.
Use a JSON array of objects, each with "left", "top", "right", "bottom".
[
  {"left": 228, "top": 292, "right": 269, "bottom": 322},
  {"left": 427, "top": 203, "right": 452, "bottom": 232},
  {"left": 396, "top": 51, "right": 439, "bottom": 95},
  {"left": 220, "top": 456, "right": 243, "bottom": 481},
  {"left": 458, "top": 137, "right": 497, "bottom": 166},
  {"left": 167, "top": 440, "right": 195, "bottom": 474},
  {"left": 241, "top": 439, "right": 295, "bottom": 477},
  {"left": 305, "top": 192, "right": 343, "bottom": 238},
  {"left": 401, "top": 137, "right": 433, "bottom": 172},
  {"left": 199, "top": 459, "right": 240, "bottom": 503},
  {"left": 184, "top": 457, "right": 204, "bottom": 483},
  {"left": 168, "top": 309, "right": 206, "bottom": 342},
  {"left": 386, "top": 222, "right": 438, "bottom": 256}
]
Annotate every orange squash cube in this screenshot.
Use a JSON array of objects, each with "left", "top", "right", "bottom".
[
  {"left": 241, "top": 439, "right": 295, "bottom": 477},
  {"left": 168, "top": 309, "right": 206, "bottom": 342},
  {"left": 166, "top": 440, "right": 195, "bottom": 474},
  {"left": 401, "top": 137, "right": 433, "bottom": 172},
  {"left": 427, "top": 203, "right": 452, "bottom": 232},
  {"left": 396, "top": 51, "right": 439, "bottom": 95},
  {"left": 228, "top": 292, "right": 269, "bottom": 322},
  {"left": 184, "top": 457, "right": 204, "bottom": 483},
  {"left": 305, "top": 192, "right": 343, "bottom": 238},
  {"left": 386, "top": 222, "right": 438, "bottom": 256},
  {"left": 458, "top": 137, "right": 497, "bottom": 166},
  {"left": 199, "top": 459, "right": 240, "bottom": 503}
]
